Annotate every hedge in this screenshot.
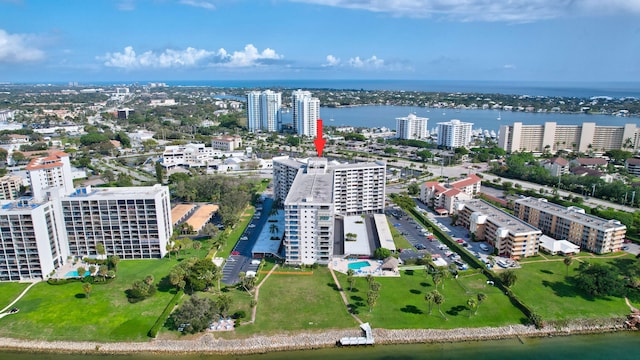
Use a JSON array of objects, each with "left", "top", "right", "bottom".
[{"left": 147, "top": 289, "right": 184, "bottom": 338}]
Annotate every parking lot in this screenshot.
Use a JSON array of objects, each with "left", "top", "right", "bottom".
[{"left": 390, "top": 202, "right": 517, "bottom": 271}]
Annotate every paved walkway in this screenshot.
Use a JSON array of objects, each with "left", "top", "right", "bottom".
[
  {"left": 0, "top": 281, "right": 39, "bottom": 319},
  {"left": 328, "top": 267, "right": 363, "bottom": 325}
]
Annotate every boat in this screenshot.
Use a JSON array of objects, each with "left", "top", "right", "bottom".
[{"left": 497, "top": 111, "right": 502, "bottom": 120}]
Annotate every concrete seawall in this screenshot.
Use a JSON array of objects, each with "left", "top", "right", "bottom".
[{"left": 0, "top": 318, "right": 631, "bottom": 355}]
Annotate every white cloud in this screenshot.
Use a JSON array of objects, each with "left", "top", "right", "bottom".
[
  {"left": 101, "top": 46, "right": 214, "bottom": 69},
  {"left": 323, "top": 54, "right": 341, "bottom": 66},
  {"left": 503, "top": 64, "right": 516, "bottom": 70},
  {"left": 290, "top": 0, "right": 640, "bottom": 22},
  {"left": 214, "top": 44, "right": 283, "bottom": 67},
  {"left": 179, "top": 0, "right": 216, "bottom": 10},
  {"left": 0, "top": 29, "right": 45, "bottom": 63},
  {"left": 100, "top": 44, "right": 283, "bottom": 69},
  {"left": 348, "top": 55, "right": 384, "bottom": 69}
]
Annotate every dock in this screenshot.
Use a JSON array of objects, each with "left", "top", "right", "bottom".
[{"left": 339, "top": 322, "right": 374, "bottom": 346}]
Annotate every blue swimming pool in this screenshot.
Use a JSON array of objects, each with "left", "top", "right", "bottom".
[
  {"left": 64, "top": 270, "right": 90, "bottom": 278},
  {"left": 348, "top": 261, "right": 371, "bottom": 270}
]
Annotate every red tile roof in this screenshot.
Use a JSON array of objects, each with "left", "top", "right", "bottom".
[
  {"left": 575, "top": 157, "right": 607, "bottom": 166},
  {"left": 450, "top": 173, "right": 481, "bottom": 189}
]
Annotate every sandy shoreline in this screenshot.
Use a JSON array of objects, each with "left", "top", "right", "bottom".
[{"left": 0, "top": 318, "right": 634, "bottom": 355}]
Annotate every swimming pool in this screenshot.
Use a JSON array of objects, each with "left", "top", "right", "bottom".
[
  {"left": 348, "top": 261, "right": 371, "bottom": 270},
  {"left": 64, "top": 270, "right": 90, "bottom": 278}
]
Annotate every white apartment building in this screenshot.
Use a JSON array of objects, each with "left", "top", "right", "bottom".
[
  {"left": 247, "top": 90, "right": 282, "bottom": 133},
  {"left": 284, "top": 159, "right": 335, "bottom": 265},
  {"left": 0, "top": 151, "right": 174, "bottom": 281},
  {"left": 0, "top": 175, "right": 22, "bottom": 200},
  {"left": 499, "top": 122, "right": 640, "bottom": 153},
  {"left": 456, "top": 199, "right": 542, "bottom": 259},
  {"left": 26, "top": 151, "right": 75, "bottom": 201},
  {"left": 277, "top": 157, "right": 386, "bottom": 265},
  {"left": 292, "top": 90, "right": 320, "bottom": 137},
  {"left": 437, "top": 119, "right": 473, "bottom": 148},
  {"left": 0, "top": 109, "right": 15, "bottom": 122},
  {"left": 514, "top": 197, "right": 626, "bottom": 254},
  {"left": 61, "top": 185, "right": 172, "bottom": 260},
  {"left": 395, "top": 114, "right": 429, "bottom": 140},
  {"left": 0, "top": 198, "right": 69, "bottom": 281}
]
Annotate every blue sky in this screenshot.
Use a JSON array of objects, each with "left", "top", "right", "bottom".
[{"left": 1, "top": 0, "right": 639, "bottom": 83}]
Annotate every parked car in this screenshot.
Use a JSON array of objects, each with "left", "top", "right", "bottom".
[{"left": 479, "top": 243, "right": 490, "bottom": 251}]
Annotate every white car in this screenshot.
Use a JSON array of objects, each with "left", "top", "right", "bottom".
[{"left": 248, "top": 224, "right": 256, "bottom": 228}]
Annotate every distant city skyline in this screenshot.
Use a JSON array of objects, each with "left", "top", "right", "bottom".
[{"left": 1, "top": 0, "right": 639, "bottom": 83}]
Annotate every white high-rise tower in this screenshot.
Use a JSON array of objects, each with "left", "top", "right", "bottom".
[
  {"left": 246, "top": 90, "right": 282, "bottom": 132},
  {"left": 292, "top": 90, "right": 320, "bottom": 136}
]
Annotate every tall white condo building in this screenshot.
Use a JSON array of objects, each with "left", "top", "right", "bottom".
[
  {"left": 247, "top": 90, "right": 282, "bottom": 132},
  {"left": 396, "top": 114, "right": 429, "bottom": 140},
  {"left": 292, "top": 89, "right": 320, "bottom": 136},
  {"left": 437, "top": 119, "right": 473, "bottom": 148}
]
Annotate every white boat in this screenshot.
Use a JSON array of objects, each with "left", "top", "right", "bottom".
[{"left": 497, "top": 111, "right": 502, "bottom": 120}]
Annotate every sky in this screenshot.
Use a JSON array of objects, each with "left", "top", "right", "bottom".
[{"left": 1, "top": 0, "right": 640, "bottom": 83}]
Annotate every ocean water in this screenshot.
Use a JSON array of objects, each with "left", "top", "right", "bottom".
[
  {"left": 170, "top": 79, "right": 640, "bottom": 98},
  {"left": 0, "top": 332, "right": 638, "bottom": 360}
]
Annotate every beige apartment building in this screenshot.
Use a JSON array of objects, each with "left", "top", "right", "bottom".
[
  {"left": 499, "top": 122, "right": 639, "bottom": 153},
  {"left": 456, "top": 199, "right": 542, "bottom": 259},
  {"left": 514, "top": 197, "right": 626, "bottom": 254},
  {"left": 0, "top": 175, "right": 23, "bottom": 200}
]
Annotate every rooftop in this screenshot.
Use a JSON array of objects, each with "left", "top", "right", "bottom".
[
  {"left": 65, "top": 184, "right": 167, "bottom": 200},
  {"left": 515, "top": 197, "right": 626, "bottom": 231},
  {"left": 285, "top": 169, "right": 334, "bottom": 205},
  {"left": 463, "top": 199, "right": 541, "bottom": 235}
]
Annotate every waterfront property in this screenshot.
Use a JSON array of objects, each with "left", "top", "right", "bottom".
[
  {"left": 455, "top": 199, "right": 542, "bottom": 259},
  {"left": 513, "top": 197, "right": 626, "bottom": 254}
]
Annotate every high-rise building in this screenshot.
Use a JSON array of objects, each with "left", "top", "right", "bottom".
[
  {"left": 246, "top": 90, "right": 282, "bottom": 133},
  {"left": 0, "top": 151, "right": 174, "bottom": 282},
  {"left": 395, "top": 114, "right": 429, "bottom": 140},
  {"left": 437, "top": 119, "right": 473, "bottom": 148},
  {"left": 61, "top": 185, "right": 172, "bottom": 260},
  {"left": 0, "top": 198, "right": 69, "bottom": 281},
  {"left": 498, "top": 122, "right": 639, "bottom": 153},
  {"left": 26, "top": 151, "right": 74, "bottom": 201},
  {"left": 0, "top": 175, "right": 23, "bottom": 200},
  {"left": 278, "top": 157, "right": 386, "bottom": 265},
  {"left": 292, "top": 90, "right": 320, "bottom": 136},
  {"left": 514, "top": 197, "right": 626, "bottom": 254}
]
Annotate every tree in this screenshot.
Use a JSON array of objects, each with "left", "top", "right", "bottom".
[
  {"left": 215, "top": 294, "right": 232, "bottom": 318},
  {"left": 155, "top": 161, "right": 164, "bottom": 184},
  {"left": 467, "top": 297, "right": 478, "bottom": 317},
  {"left": 373, "top": 247, "right": 391, "bottom": 260},
  {"left": 476, "top": 293, "right": 486, "bottom": 315},
  {"left": 432, "top": 290, "right": 446, "bottom": 320},
  {"left": 88, "top": 265, "right": 96, "bottom": 275},
  {"left": 407, "top": 182, "right": 420, "bottom": 196},
  {"left": 127, "top": 275, "right": 157, "bottom": 302},
  {"left": 107, "top": 255, "right": 120, "bottom": 271},
  {"left": 101, "top": 169, "right": 115, "bottom": 183},
  {"left": 95, "top": 242, "right": 106, "bottom": 257},
  {"left": 499, "top": 270, "right": 518, "bottom": 287},
  {"left": 77, "top": 266, "right": 86, "bottom": 278},
  {"left": 82, "top": 283, "right": 92, "bottom": 299},
  {"left": 366, "top": 290, "right": 379, "bottom": 312},
  {"left": 193, "top": 241, "right": 202, "bottom": 257},
  {"left": 574, "top": 262, "right": 625, "bottom": 297},
  {"left": 98, "top": 265, "right": 108, "bottom": 280},
  {"left": 346, "top": 269, "right": 356, "bottom": 292},
  {"left": 424, "top": 291, "right": 435, "bottom": 315},
  {"left": 563, "top": 256, "right": 573, "bottom": 276},
  {"left": 432, "top": 270, "right": 443, "bottom": 290},
  {"left": 169, "top": 295, "right": 218, "bottom": 334}
]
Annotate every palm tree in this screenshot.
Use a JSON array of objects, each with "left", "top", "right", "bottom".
[
  {"left": 193, "top": 241, "right": 202, "bottom": 257},
  {"left": 563, "top": 256, "right": 573, "bottom": 276},
  {"left": 432, "top": 290, "right": 446, "bottom": 320},
  {"left": 476, "top": 293, "right": 486, "bottom": 315},
  {"left": 346, "top": 269, "right": 355, "bottom": 292},
  {"left": 424, "top": 291, "right": 435, "bottom": 315},
  {"left": 467, "top": 297, "right": 478, "bottom": 317},
  {"left": 432, "top": 271, "right": 443, "bottom": 290},
  {"left": 82, "top": 282, "right": 92, "bottom": 299},
  {"left": 367, "top": 290, "right": 379, "bottom": 312}
]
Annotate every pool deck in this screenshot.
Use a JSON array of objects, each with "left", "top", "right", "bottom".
[{"left": 330, "top": 257, "right": 400, "bottom": 277}]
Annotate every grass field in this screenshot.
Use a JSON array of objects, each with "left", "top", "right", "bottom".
[
  {"left": 0, "top": 282, "right": 30, "bottom": 309},
  {"left": 238, "top": 267, "right": 357, "bottom": 335},
  {"left": 0, "top": 259, "right": 180, "bottom": 342},
  {"left": 510, "top": 254, "right": 635, "bottom": 321},
  {"left": 342, "top": 269, "right": 527, "bottom": 329}
]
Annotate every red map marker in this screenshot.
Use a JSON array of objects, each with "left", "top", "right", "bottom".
[{"left": 313, "top": 118, "right": 326, "bottom": 157}]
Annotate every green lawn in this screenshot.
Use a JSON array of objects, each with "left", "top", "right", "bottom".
[
  {"left": 342, "top": 270, "right": 526, "bottom": 329},
  {"left": 388, "top": 219, "right": 412, "bottom": 250},
  {"left": 0, "top": 259, "right": 181, "bottom": 342},
  {"left": 510, "top": 255, "right": 633, "bottom": 321},
  {"left": 0, "top": 282, "right": 30, "bottom": 309},
  {"left": 238, "top": 268, "right": 357, "bottom": 335}
]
